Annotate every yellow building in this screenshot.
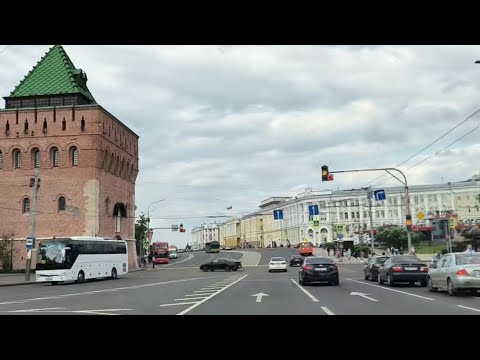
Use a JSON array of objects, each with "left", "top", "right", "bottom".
[{"left": 219, "top": 218, "right": 241, "bottom": 248}]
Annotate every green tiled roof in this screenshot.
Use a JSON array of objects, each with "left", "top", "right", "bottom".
[{"left": 9, "top": 45, "right": 96, "bottom": 103}]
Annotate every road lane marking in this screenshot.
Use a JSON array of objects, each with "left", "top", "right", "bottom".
[
  {"left": 160, "top": 302, "right": 198, "bottom": 307},
  {"left": 193, "top": 290, "right": 218, "bottom": 293},
  {"left": 0, "top": 277, "right": 216, "bottom": 306},
  {"left": 350, "top": 292, "right": 378, "bottom": 302},
  {"left": 164, "top": 254, "right": 194, "bottom": 267},
  {"left": 339, "top": 268, "right": 356, "bottom": 273},
  {"left": 290, "top": 279, "right": 319, "bottom": 302},
  {"left": 345, "top": 279, "right": 435, "bottom": 301},
  {"left": 177, "top": 275, "right": 248, "bottom": 315},
  {"left": 458, "top": 305, "right": 480, "bottom": 313},
  {"left": 9, "top": 307, "right": 65, "bottom": 312},
  {"left": 321, "top": 306, "right": 335, "bottom": 315},
  {"left": 174, "top": 297, "right": 207, "bottom": 301},
  {"left": 184, "top": 293, "right": 213, "bottom": 297}
]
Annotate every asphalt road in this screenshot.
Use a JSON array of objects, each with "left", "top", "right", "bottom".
[{"left": 1, "top": 249, "right": 479, "bottom": 315}]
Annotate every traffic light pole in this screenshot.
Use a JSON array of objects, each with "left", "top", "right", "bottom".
[
  {"left": 26, "top": 168, "right": 40, "bottom": 281},
  {"left": 328, "top": 167, "right": 413, "bottom": 255}
]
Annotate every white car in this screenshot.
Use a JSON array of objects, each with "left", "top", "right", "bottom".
[{"left": 268, "top": 257, "right": 287, "bottom": 272}]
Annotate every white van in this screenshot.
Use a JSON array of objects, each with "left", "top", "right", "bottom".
[{"left": 169, "top": 248, "right": 178, "bottom": 259}]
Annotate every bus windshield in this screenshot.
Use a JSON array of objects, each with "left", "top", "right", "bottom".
[
  {"left": 37, "top": 240, "right": 71, "bottom": 270},
  {"left": 300, "top": 242, "right": 313, "bottom": 248}
]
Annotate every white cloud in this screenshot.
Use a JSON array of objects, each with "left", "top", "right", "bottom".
[{"left": 2, "top": 44, "right": 480, "bottom": 247}]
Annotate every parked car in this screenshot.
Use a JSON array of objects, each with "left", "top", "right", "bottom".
[
  {"left": 268, "top": 257, "right": 287, "bottom": 272},
  {"left": 377, "top": 255, "right": 428, "bottom": 287},
  {"left": 200, "top": 258, "right": 241, "bottom": 272},
  {"left": 427, "top": 252, "right": 480, "bottom": 296},
  {"left": 364, "top": 256, "right": 389, "bottom": 281},
  {"left": 299, "top": 256, "right": 339, "bottom": 286},
  {"left": 290, "top": 255, "right": 304, "bottom": 267}
]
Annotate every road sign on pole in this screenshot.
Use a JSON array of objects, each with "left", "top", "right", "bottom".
[
  {"left": 171, "top": 224, "right": 179, "bottom": 231},
  {"left": 26, "top": 236, "right": 35, "bottom": 249},
  {"left": 416, "top": 211, "right": 425, "bottom": 220},
  {"left": 373, "top": 189, "right": 386, "bottom": 201}
]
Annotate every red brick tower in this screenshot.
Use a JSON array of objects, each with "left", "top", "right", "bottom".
[{"left": 0, "top": 45, "right": 139, "bottom": 269}]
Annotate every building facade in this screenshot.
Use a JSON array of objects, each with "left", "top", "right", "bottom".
[
  {"left": 0, "top": 45, "right": 139, "bottom": 270},
  {"left": 190, "top": 223, "right": 220, "bottom": 249},
  {"left": 217, "top": 178, "right": 480, "bottom": 248}
]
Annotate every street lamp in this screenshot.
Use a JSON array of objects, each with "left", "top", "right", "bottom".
[{"left": 144, "top": 199, "right": 166, "bottom": 257}]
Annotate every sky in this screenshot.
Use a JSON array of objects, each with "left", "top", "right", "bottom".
[{"left": 2, "top": 45, "right": 480, "bottom": 247}]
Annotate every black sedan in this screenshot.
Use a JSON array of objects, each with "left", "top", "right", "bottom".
[
  {"left": 364, "top": 256, "right": 388, "bottom": 281},
  {"left": 290, "top": 255, "right": 304, "bottom": 267},
  {"left": 298, "top": 256, "right": 339, "bottom": 286},
  {"left": 200, "top": 258, "right": 242, "bottom": 272},
  {"left": 377, "top": 255, "right": 428, "bottom": 287}
]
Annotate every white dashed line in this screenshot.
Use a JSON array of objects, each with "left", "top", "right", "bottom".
[
  {"left": 321, "top": 306, "right": 335, "bottom": 315},
  {"left": 458, "top": 305, "right": 480, "bottom": 313},
  {"left": 290, "top": 279, "right": 319, "bottom": 302}
]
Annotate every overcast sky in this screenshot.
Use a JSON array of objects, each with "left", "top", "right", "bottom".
[{"left": 2, "top": 45, "right": 480, "bottom": 247}]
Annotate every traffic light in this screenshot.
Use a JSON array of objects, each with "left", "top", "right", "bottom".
[
  {"left": 406, "top": 214, "right": 412, "bottom": 228},
  {"left": 179, "top": 224, "right": 185, "bottom": 233},
  {"left": 321, "top": 165, "right": 329, "bottom": 182}
]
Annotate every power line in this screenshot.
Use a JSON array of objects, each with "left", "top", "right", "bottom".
[
  {"left": 374, "top": 121, "right": 480, "bottom": 188},
  {"left": 363, "top": 107, "right": 480, "bottom": 188}
]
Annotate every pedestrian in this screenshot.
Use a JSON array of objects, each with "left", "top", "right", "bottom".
[
  {"left": 411, "top": 246, "right": 416, "bottom": 256},
  {"left": 465, "top": 244, "right": 475, "bottom": 254}
]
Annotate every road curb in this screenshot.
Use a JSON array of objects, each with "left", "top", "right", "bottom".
[{"left": 0, "top": 281, "right": 38, "bottom": 287}]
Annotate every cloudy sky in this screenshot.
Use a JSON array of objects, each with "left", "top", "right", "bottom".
[{"left": 2, "top": 45, "right": 480, "bottom": 247}]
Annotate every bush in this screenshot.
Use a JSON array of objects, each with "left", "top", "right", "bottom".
[{"left": 354, "top": 245, "right": 371, "bottom": 256}]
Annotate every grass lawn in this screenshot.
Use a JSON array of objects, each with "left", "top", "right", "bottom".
[{"left": 415, "top": 242, "right": 448, "bottom": 254}]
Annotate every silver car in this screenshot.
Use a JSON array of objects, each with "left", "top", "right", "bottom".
[{"left": 427, "top": 252, "right": 480, "bottom": 296}]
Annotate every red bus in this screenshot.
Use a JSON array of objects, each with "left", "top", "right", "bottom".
[
  {"left": 299, "top": 241, "right": 313, "bottom": 256},
  {"left": 152, "top": 242, "right": 169, "bottom": 265}
]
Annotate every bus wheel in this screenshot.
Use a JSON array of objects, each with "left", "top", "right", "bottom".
[
  {"left": 77, "top": 271, "right": 85, "bottom": 283},
  {"left": 111, "top": 268, "right": 118, "bottom": 279}
]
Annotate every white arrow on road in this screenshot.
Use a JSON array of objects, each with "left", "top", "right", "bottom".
[
  {"left": 350, "top": 292, "right": 378, "bottom": 302},
  {"left": 252, "top": 293, "right": 269, "bottom": 303}
]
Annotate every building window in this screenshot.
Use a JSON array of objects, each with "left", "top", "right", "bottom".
[
  {"left": 344, "top": 212, "right": 348, "bottom": 219},
  {"left": 71, "top": 147, "right": 78, "bottom": 166},
  {"left": 457, "top": 196, "right": 462, "bottom": 200},
  {"left": 23, "top": 198, "right": 31, "bottom": 213},
  {"left": 51, "top": 97, "right": 64, "bottom": 106},
  {"left": 58, "top": 196, "right": 66, "bottom": 211},
  {"left": 363, "top": 211, "right": 367, "bottom": 218},
  {"left": 81, "top": 117, "right": 85, "bottom": 131},
  {"left": 33, "top": 149, "right": 41, "bottom": 168},
  {"left": 105, "top": 198, "right": 110, "bottom": 215},
  {"left": 393, "top": 198, "right": 397, "bottom": 205},
  {"left": 0, "top": 150, "right": 3, "bottom": 169},
  {"left": 13, "top": 149, "right": 22, "bottom": 169},
  {"left": 22, "top": 99, "right": 35, "bottom": 108},
  {"left": 5, "top": 120, "right": 10, "bottom": 134},
  {"left": 43, "top": 119, "right": 48, "bottom": 133},
  {"left": 36, "top": 98, "right": 49, "bottom": 107},
  {"left": 62, "top": 119, "right": 66, "bottom": 131},
  {"left": 356, "top": 212, "right": 360, "bottom": 219},
  {"left": 51, "top": 147, "right": 59, "bottom": 167},
  {"left": 351, "top": 212, "right": 355, "bottom": 219},
  {"left": 24, "top": 120, "right": 28, "bottom": 134}
]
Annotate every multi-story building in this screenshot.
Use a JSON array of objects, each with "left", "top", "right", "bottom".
[
  {"left": 0, "top": 45, "right": 139, "bottom": 270},
  {"left": 190, "top": 223, "right": 220, "bottom": 249},
  {"left": 222, "top": 177, "right": 480, "bottom": 247},
  {"left": 219, "top": 217, "right": 241, "bottom": 248}
]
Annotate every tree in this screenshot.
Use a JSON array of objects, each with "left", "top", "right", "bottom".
[
  {"left": 185, "top": 243, "right": 191, "bottom": 250},
  {"left": 460, "top": 224, "right": 479, "bottom": 251},
  {"left": 376, "top": 225, "right": 422, "bottom": 250},
  {"left": 135, "top": 213, "right": 148, "bottom": 255},
  {"left": 0, "top": 233, "right": 15, "bottom": 271}
]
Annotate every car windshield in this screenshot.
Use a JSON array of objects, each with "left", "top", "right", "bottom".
[
  {"left": 271, "top": 257, "right": 285, "bottom": 262},
  {"left": 375, "top": 256, "right": 388, "bottom": 264},
  {"left": 456, "top": 253, "right": 480, "bottom": 265},
  {"left": 306, "top": 257, "right": 334, "bottom": 264}
]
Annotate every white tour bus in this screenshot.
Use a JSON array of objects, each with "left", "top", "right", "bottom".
[{"left": 35, "top": 237, "right": 128, "bottom": 285}]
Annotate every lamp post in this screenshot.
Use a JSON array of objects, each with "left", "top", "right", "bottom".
[{"left": 145, "top": 199, "right": 166, "bottom": 258}]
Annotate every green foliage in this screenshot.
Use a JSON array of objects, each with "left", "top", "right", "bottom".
[
  {"left": 376, "top": 225, "right": 422, "bottom": 249},
  {"left": 354, "top": 245, "right": 371, "bottom": 256},
  {"left": 185, "top": 243, "right": 192, "bottom": 250},
  {"left": 0, "top": 233, "right": 15, "bottom": 271},
  {"left": 135, "top": 213, "right": 148, "bottom": 255}
]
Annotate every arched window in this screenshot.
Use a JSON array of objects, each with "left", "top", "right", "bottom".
[
  {"left": 109, "top": 153, "right": 115, "bottom": 173},
  {"left": 81, "top": 117, "right": 85, "bottom": 131},
  {"left": 62, "top": 118, "right": 66, "bottom": 131},
  {"left": 24, "top": 120, "right": 29, "bottom": 134},
  {"left": 105, "top": 197, "right": 110, "bottom": 215},
  {"left": 23, "top": 198, "right": 31, "bottom": 213},
  {"left": 43, "top": 119, "right": 48, "bottom": 133},
  {"left": 103, "top": 150, "right": 109, "bottom": 171},
  {"left": 51, "top": 147, "right": 59, "bottom": 167},
  {"left": 32, "top": 148, "right": 41, "bottom": 168},
  {"left": 120, "top": 159, "right": 125, "bottom": 179},
  {"left": 70, "top": 147, "right": 78, "bottom": 166},
  {"left": 13, "top": 149, "right": 22, "bottom": 169},
  {"left": 58, "top": 196, "right": 66, "bottom": 212}
]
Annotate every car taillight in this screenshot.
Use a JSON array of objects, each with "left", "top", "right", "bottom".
[
  {"left": 420, "top": 266, "right": 428, "bottom": 272},
  {"left": 392, "top": 266, "right": 403, "bottom": 272},
  {"left": 456, "top": 269, "right": 470, "bottom": 276},
  {"left": 303, "top": 265, "right": 313, "bottom": 270}
]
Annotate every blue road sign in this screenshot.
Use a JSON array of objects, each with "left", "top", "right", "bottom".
[
  {"left": 308, "top": 205, "right": 319, "bottom": 216},
  {"left": 273, "top": 209, "right": 284, "bottom": 220},
  {"left": 337, "top": 234, "right": 344, "bottom": 240},
  {"left": 26, "top": 236, "right": 35, "bottom": 249},
  {"left": 374, "top": 189, "right": 386, "bottom": 202}
]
